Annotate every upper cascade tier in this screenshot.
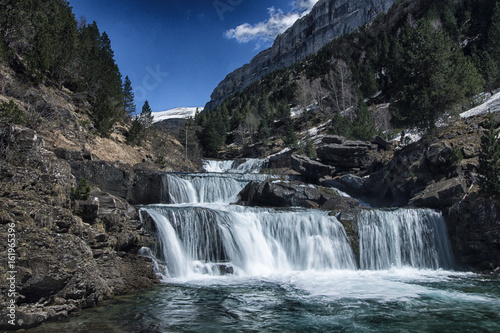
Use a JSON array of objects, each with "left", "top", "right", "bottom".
[
  {"left": 160, "top": 173, "right": 261, "bottom": 204},
  {"left": 202, "top": 159, "right": 269, "bottom": 174}
]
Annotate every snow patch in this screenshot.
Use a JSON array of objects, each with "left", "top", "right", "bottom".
[
  {"left": 460, "top": 92, "right": 500, "bottom": 118},
  {"left": 153, "top": 107, "right": 203, "bottom": 123}
]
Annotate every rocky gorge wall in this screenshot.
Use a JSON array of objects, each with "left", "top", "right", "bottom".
[
  {"left": 0, "top": 125, "right": 159, "bottom": 329},
  {"left": 205, "top": 0, "right": 395, "bottom": 110}
]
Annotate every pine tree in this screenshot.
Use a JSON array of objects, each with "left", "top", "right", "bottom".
[
  {"left": 258, "top": 92, "right": 272, "bottom": 118},
  {"left": 487, "top": 1, "right": 500, "bottom": 86},
  {"left": 352, "top": 97, "right": 377, "bottom": 141},
  {"left": 488, "top": 1, "right": 500, "bottom": 59},
  {"left": 217, "top": 105, "right": 230, "bottom": 137},
  {"left": 179, "top": 117, "right": 200, "bottom": 167},
  {"left": 390, "top": 20, "right": 482, "bottom": 130},
  {"left": 276, "top": 101, "right": 291, "bottom": 124},
  {"left": 123, "top": 76, "right": 136, "bottom": 117},
  {"left": 127, "top": 116, "right": 145, "bottom": 146},
  {"left": 473, "top": 50, "right": 499, "bottom": 94},
  {"left": 304, "top": 136, "right": 317, "bottom": 159},
  {"left": 78, "top": 23, "right": 124, "bottom": 135},
  {"left": 199, "top": 116, "right": 224, "bottom": 157},
  {"left": 283, "top": 121, "right": 297, "bottom": 147},
  {"left": 140, "top": 100, "right": 154, "bottom": 128},
  {"left": 0, "top": 0, "right": 78, "bottom": 84}
]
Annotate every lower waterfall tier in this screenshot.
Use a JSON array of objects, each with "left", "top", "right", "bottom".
[{"left": 140, "top": 204, "right": 454, "bottom": 279}]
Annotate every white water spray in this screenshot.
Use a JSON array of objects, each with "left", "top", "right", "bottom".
[{"left": 144, "top": 160, "right": 454, "bottom": 280}]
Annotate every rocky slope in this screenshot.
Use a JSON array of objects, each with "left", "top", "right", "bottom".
[
  {"left": 0, "top": 125, "right": 159, "bottom": 329},
  {"left": 0, "top": 64, "right": 194, "bottom": 329},
  {"left": 264, "top": 112, "right": 500, "bottom": 271},
  {"left": 205, "top": 0, "right": 395, "bottom": 110}
]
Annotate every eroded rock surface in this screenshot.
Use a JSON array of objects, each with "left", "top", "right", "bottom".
[{"left": 0, "top": 125, "right": 158, "bottom": 330}]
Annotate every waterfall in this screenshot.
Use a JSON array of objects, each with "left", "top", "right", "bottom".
[
  {"left": 233, "top": 158, "right": 268, "bottom": 173},
  {"left": 202, "top": 160, "right": 235, "bottom": 173},
  {"left": 141, "top": 205, "right": 356, "bottom": 278},
  {"left": 202, "top": 158, "right": 268, "bottom": 174},
  {"left": 161, "top": 174, "right": 247, "bottom": 204},
  {"left": 145, "top": 163, "right": 455, "bottom": 280},
  {"left": 161, "top": 172, "right": 272, "bottom": 204},
  {"left": 358, "top": 209, "right": 454, "bottom": 270},
  {"left": 161, "top": 174, "right": 198, "bottom": 204}
]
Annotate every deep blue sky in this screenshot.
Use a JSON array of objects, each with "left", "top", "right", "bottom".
[{"left": 68, "top": 0, "right": 319, "bottom": 112}]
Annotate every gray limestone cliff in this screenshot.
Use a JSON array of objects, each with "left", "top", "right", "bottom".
[{"left": 205, "top": 0, "right": 395, "bottom": 110}]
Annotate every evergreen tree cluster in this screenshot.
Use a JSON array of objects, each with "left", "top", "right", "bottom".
[
  {"left": 0, "top": 0, "right": 131, "bottom": 136},
  {"left": 127, "top": 101, "right": 153, "bottom": 146},
  {"left": 321, "top": 0, "right": 498, "bottom": 130},
  {"left": 195, "top": 90, "right": 295, "bottom": 156},
  {"left": 199, "top": 0, "right": 500, "bottom": 157}
]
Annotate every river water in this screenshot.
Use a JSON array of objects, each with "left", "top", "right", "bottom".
[{"left": 28, "top": 159, "right": 500, "bottom": 332}]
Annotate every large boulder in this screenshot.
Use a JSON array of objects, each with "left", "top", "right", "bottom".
[
  {"left": 70, "top": 160, "right": 165, "bottom": 205},
  {"left": 316, "top": 139, "right": 377, "bottom": 171},
  {"left": 238, "top": 180, "right": 359, "bottom": 210},
  {"left": 290, "top": 154, "right": 336, "bottom": 182},
  {"left": 268, "top": 149, "right": 294, "bottom": 169},
  {"left": 409, "top": 177, "right": 467, "bottom": 209},
  {"left": 321, "top": 174, "right": 366, "bottom": 197},
  {"left": 445, "top": 193, "right": 500, "bottom": 270}
]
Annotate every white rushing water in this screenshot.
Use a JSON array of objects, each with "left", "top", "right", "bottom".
[
  {"left": 141, "top": 204, "right": 356, "bottom": 278},
  {"left": 202, "top": 158, "right": 268, "bottom": 174},
  {"left": 358, "top": 209, "right": 454, "bottom": 270},
  {"left": 142, "top": 162, "right": 455, "bottom": 281}
]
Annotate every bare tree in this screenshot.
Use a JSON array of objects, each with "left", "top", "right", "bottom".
[
  {"left": 178, "top": 117, "right": 199, "bottom": 171},
  {"left": 296, "top": 76, "right": 313, "bottom": 111},
  {"left": 244, "top": 112, "right": 259, "bottom": 143},
  {"left": 310, "top": 78, "right": 327, "bottom": 112},
  {"left": 326, "top": 59, "right": 358, "bottom": 119}
]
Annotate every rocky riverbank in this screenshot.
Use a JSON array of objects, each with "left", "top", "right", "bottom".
[{"left": 0, "top": 125, "right": 159, "bottom": 329}]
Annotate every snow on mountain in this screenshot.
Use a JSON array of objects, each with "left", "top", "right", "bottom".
[
  {"left": 152, "top": 107, "right": 203, "bottom": 123},
  {"left": 460, "top": 92, "right": 500, "bottom": 118}
]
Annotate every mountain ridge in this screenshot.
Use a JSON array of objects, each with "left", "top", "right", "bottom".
[
  {"left": 153, "top": 107, "right": 203, "bottom": 123},
  {"left": 205, "top": 0, "right": 395, "bottom": 111}
]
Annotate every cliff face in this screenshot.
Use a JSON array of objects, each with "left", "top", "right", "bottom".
[
  {"left": 0, "top": 125, "right": 158, "bottom": 329},
  {"left": 205, "top": 0, "right": 395, "bottom": 110}
]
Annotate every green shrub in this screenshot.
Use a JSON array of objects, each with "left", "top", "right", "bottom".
[
  {"left": 0, "top": 101, "right": 26, "bottom": 125},
  {"left": 70, "top": 178, "right": 91, "bottom": 201}
]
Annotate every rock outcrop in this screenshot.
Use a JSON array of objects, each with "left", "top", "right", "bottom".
[
  {"left": 316, "top": 136, "right": 378, "bottom": 171},
  {"left": 446, "top": 193, "right": 500, "bottom": 271},
  {"left": 0, "top": 125, "right": 158, "bottom": 329},
  {"left": 291, "top": 154, "right": 336, "bottom": 182},
  {"left": 205, "top": 0, "right": 395, "bottom": 110},
  {"left": 237, "top": 179, "right": 359, "bottom": 211},
  {"left": 69, "top": 160, "right": 165, "bottom": 205}
]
